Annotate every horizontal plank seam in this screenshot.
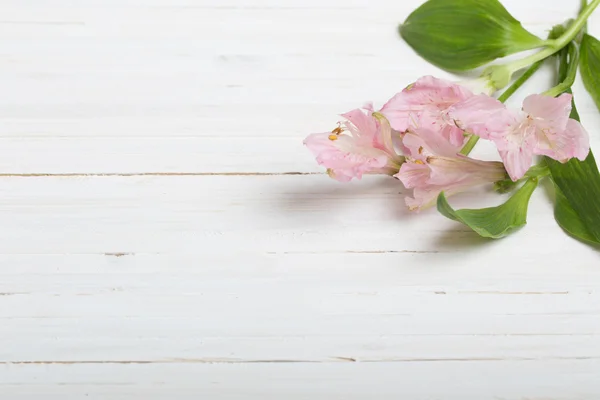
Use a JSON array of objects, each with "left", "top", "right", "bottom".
[
  {"left": 0, "top": 250, "right": 461, "bottom": 255},
  {"left": 0, "top": 172, "right": 322, "bottom": 177},
  {"left": 4, "top": 356, "right": 600, "bottom": 365},
  {"left": 267, "top": 250, "right": 445, "bottom": 254}
]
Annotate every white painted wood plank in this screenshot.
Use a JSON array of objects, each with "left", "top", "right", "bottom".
[
  {"left": 2, "top": 362, "right": 600, "bottom": 399},
  {"left": 0, "top": 0, "right": 595, "bottom": 173},
  {"left": 0, "top": 174, "right": 593, "bottom": 254},
  {"left": 0, "top": 124, "right": 599, "bottom": 173},
  {"left": 2, "top": 317, "right": 600, "bottom": 361},
  {"left": 0, "top": 176, "right": 597, "bottom": 369},
  {"left": 0, "top": 137, "right": 317, "bottom": 174},
  {"left": 1, "top": 0, "right": 599, "bottom": 397}
]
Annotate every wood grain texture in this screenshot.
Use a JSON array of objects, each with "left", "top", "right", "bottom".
[
  {"left": 2, "top": 362, "right": 600, "bottom": 399},
  {"left": 1, "top": 0, "right": 600, "bottom": 398}
]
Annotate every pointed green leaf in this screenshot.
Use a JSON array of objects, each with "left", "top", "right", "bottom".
[
  {"left": 399, "top": 0, "right": 544, "bottom": 71},
  {"left": 580, "top": 33, "right": 600, "bottom": 109},
  {"left": 436, "top": 179, "right": 538, "bottom": 239},
  {"left": 553, "top": 185, "right": 599, "bottom": 245},
  {"left": 545, "top": 50, "right": 600, "bottom": 245},
  {"left": 546, "top": 153, "right": 600, "bottom": 243}
]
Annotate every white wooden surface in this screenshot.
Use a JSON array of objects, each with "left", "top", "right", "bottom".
[{"left": 1, "top": 0, "right": 600, "bottom": 398}]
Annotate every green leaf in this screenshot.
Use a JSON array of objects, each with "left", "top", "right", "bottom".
[
  {"left": 580, "top": 34, "right": 600, "bottom": 109},
  {"left": 553, "top": 185, "right": 599, "bottom": 245},
  {"left": 436, "top": 179, "right": 538, "bottom": 238},
  {"left": 399, "top": 0, "right": 544, "bottom": 71},
  {"left": 546, "top": 154, "right": 600, "bottom": 244},
  {"left": 545, "top": 48, "right": 600, "bottom": 245}
]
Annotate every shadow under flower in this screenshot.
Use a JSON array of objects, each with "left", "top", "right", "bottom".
[
  {"left": 276, "top": 174, "right": 503, "bottom": 253},
  {"left": 276, "top": 175, "right": 412, "bottom": 223}
]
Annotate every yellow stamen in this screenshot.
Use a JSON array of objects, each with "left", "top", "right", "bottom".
[
  {"left": 414, "top": 159, "right": 424, "bottom": 165},
  {"left": 328, "top": 134, "right": 339, "bottom": 141},
  {"left": 332, "top": 127, "right": 343, "bottom": 135}
]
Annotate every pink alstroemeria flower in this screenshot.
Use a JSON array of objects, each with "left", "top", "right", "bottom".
[
  {"left": 396, "top": 128, "right": 506, "bottom": 211},
  {"left": 449, "top": 93, "right": 590, "bottom": 181},
  {"left": 379, "top": 75, "right": 481, "bottom": 147},
  {"left": 303, "top": 105, "right": 403, "bottom": 182}
]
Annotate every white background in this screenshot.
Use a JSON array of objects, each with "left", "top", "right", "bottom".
[{"left": 1, "top": 0, "right": 600, "bottom": 398}]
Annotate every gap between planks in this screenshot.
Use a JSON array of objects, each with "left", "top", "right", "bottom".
[
  {"left": 4, "top": 356, "right": 600, "bottom": 365},
  {"left": 0, "top": 172, "right": 322, "bottom": 177}
]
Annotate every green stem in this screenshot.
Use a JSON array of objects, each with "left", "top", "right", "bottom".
[
  {"left": 557, "top": 41, "right": 572, "bottom": 83},
  {"left": 525, "top": 163, "right": 551, "bottom": 179},
  {"left": 550, "top": 0, "right": 599, "bottom": 49},
  {"left": 497, "top": 60, "right": 544, "bottom": 103},
  {"left": 458, "top": 134, "right": 480, "bottom": 156},
  {"left": 502, "top": 0, "right": 599, "bottom": 74},
  {"left": 464, "top": 1, "right": 591, "bottom": 156},
  {"left": 543, "top": 43, "right": 579, "bottom": 97},
  {"left": 503, "top": 47, "right": 556, "bottom": 74},
  {"left": 494, "top": 163, "right": 550, "bottom": 193},
  {"left": 459, "top": 60, "right": 545, "bottom": 156},
  {"left": 580, "top": 0, "right": 589, "bottom": 37}
]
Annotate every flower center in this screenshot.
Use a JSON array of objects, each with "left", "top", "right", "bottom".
[{"left": 507, "top": 116, "right": 536, "bottom": 146}]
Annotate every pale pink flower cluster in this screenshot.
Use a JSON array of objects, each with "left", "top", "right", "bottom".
[
  {"left": 450, "top": 93, "right": 589, "bottom": 181},
  {"left": 304, "top": 76, "right": 590, "bottom": 210}
]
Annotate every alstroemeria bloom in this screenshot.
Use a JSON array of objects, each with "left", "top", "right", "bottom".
[
  {"left": 379, "top": 75, "right": 484, "bottom": 147},
  {"left": 449, "top": 93, "right": 590, "bottom": 181},
  {"left": 303, "top": 106, "right": 403, "bottom": 182},
  {"left": 397, "top": 128, "right": 506, "bottom": 211}
]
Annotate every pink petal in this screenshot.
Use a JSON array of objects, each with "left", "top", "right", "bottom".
[
  {"left": 399, "top": 154, "right": 506, "bottom": 211},
  {"left": 448, "top": 94, "right": 518, "bottom": 140},
  {"left": 404, "top": 187, "right": 441, "bottom": 212},
  {"left": 499, "top": 144, "right": 535, "bottom": 181},
  {"left": 440, "top": 123, "right": 468, "bottom": 148},
  {"left": 426, "top": 159, "right": 470, "bottom": 186},
  {"left": 341, "top": 108, "right": 378, "bottom": 142},
  {"left": 380, "top": 75, "right": 473, "bottom": 132},
  {"left": 407, "top": 175, "right": 500, "bottom": 211},
  {"left": 533, "top": 118, "right": 590, "bottom": 162},
  {"left": 362, "top": 102, "right": 375, "bottom": 112},
  {"left": 304, "top": 132, "right": 391, "bottom": 182},
  {"left": 303, "top": 131, "right": 339, "bottom": 154},
  {"left": 379, "top": 93, "right": 421, "bottom": 133},
  {"left": 410, "top": 75, "right": 474, "bottom": 100},
  {"left": 523, "top": 93, "right": 571, "bottom": 132},
  {"left": 417, "top": 109, "right": 466, "bottom": 147},
  {"left": 396, "top": 161, "right": 430, "bottom": 189},
  {"left": 566, "top": 119, "right": 590, "bottom": 161},
  {"left": 427, "top": 156, "right": 505, "bottom": 186},
  {"left": 403, "top": 128, "right": 461, "bottom": 159},
  {"left": 327, "top": 169, "right": 354, "bottom": 183}
]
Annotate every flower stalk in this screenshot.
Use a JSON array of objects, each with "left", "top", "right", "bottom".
[
  {"left": 302, "top": 0, "right": 600, "bottom": 242},
  {"left": 482, "top": 0, "right": 600, "bottom": 91},
  {"left": 543, "top": 42, "right": 580, "bottom": 98}
]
